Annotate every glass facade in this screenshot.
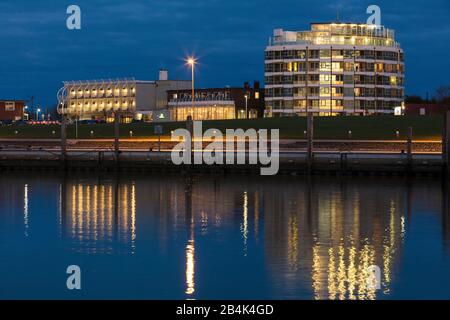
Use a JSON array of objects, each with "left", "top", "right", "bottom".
[{"left": 171, "top": 105, "right": 236, "bottom": 121}]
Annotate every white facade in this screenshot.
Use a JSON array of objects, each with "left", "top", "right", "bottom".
[
  {"left": 265, "top": 23, "right": 405, "bottom": 116},
  {"left": 57, "top": 72, "right": 191, "bottom": 121}
]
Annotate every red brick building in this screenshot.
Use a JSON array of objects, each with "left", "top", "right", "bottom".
[
  {"left": 405, "top": 103, "right": 450, "bottom": 116},
  {"left": 0, "top": 100, "right": 26, "bottom": 122}
]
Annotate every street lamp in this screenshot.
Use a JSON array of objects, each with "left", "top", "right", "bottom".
[
  {"left": 23, "top": 106, "right": 29, "bottom": 121},
  {"left": 36, "top": 108, "right": 41, "bottom": 121},
  {"left": 186, "top": 57, "right": 197, "bottom": 120},
  {"left": 244, "top": 94, "right": 248, "bottom": 119}
]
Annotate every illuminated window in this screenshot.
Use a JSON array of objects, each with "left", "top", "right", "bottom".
[
  {"left": 320, "top": 87, "right": 330, "bottom": 97},
  {"left": 390, "top": 76, "right": 397, "bottom": 85},
  {"left": 320, "top": 74, "right": 330, "bottom": 84},
  {"left": 5, "top": 101, "right": 15, "bottom": 111},
  {"left": 255, "top": 92, "right": 260, "bottom": 99},
  {"left": 320, "top": 62, "right": 331, "bottom": 71}
]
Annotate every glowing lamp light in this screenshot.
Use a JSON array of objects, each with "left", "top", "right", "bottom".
[{"left": 186, "top": 56, "right": 198, "bottom": 68}]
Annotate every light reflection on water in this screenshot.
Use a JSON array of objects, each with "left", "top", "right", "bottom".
[{"left": 0, "top": 173, "right": 449, "bottom": 300}]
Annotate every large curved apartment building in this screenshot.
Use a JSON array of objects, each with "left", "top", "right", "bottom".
[{"left": 265, "top": 22, "right": 405, "bottom": 116}]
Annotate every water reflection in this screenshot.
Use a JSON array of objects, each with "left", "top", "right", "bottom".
[
  {"left": 0, "top": 173, "right": 449, "bottom": 299},
  {"left": 60, "top": 175, "right": 137, "bottom": 255},
  {"left": 23, "top": 184, "right": 29, "bottom": 237}
]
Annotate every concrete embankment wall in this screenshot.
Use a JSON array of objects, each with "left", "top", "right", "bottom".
[{"left": 0, "top": 150, "right": 444, "bottom": 175}]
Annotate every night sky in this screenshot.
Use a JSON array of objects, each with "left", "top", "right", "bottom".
[{"left": 0, "top": 0, "right": 449, "bottom": 108}]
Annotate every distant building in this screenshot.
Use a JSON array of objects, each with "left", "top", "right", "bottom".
[
  {"left": 0, "top": 100, "right": 26, "bottom": 122},
  {"left": 167, "top": 81, "right": 264, "bottom": 121},
  {"left": 57, "top": 70, "right": 191, "bottom": 122},
  {"left": 405, "top": 103, "right": 450, "bottom": 116},
  {"left": 265, "top": 22, "right": 405, "bottom": 116}
]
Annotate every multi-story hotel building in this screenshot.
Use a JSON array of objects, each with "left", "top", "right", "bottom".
[
  {"left": 265, "top": 23, "right": 405, "bottom": 116},
  {"left": 57, "top": 70, "right": 191, "bottom": 122}
]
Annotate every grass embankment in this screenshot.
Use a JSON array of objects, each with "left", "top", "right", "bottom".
[{"left": 0, "top": 116, "right": 444, "bottom": 140}]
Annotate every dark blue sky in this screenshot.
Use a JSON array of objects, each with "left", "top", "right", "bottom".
[{"left": 0, "top": 0, "right": 449, "bottom": 107}]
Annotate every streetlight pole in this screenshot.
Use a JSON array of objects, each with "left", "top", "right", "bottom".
[
  {"left": 36, "top": 108, "right": 41, "bottom": 121},
  {"left": 244, "top": 94, "right": 248, "bottom": 119},
  {"left": 192, "top": 62, "right": 195, "bottom": 120},
  {"left": 187, "top": 57, "right": 196, "bottom": 120}
]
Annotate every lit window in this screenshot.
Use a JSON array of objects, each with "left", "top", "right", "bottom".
[
  {"left": 255, "top": 92, "right": 260, "bottom": 99},
  {"left": 390, "top": 76, "right": 397, "bottom": 86},
  {"left": 5, "top": 101, "right": 15, "bottom": 111}
]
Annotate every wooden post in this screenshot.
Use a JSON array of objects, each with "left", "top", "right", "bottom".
[
  {"left": 186, "top": 115, "right": 193, "bottom": 164},
  {"left": 158, "top": 134, "right": 161, "bottom": 153},
  {"left": 61, "top": 115, "right": 67, "bottom": 164},
  {"left": 114, "top": 112, "right": 120, "bottom": 163},
  {"left": 443, "top": 112, "right": 450, "bottom": 173},
  {"left": 307, "top": 113, "right": 314, "bottom": 173},
  {"left": 407, "top": 126, "right": 413, "bottom": 170}
]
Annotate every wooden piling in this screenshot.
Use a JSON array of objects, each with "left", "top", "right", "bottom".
[
  {"left": 307, "top": 113, "right": 314, "bottom": 173},
  {"left": 443, "top": 112, "right": 450, "bottom": 174},
  {"left": 186, "top": 115, "right": 193, "bottom": 164},
  {"left": 407, "top": 126, "right": 413, "bottom": 171},
  {"left": 114, "top": 112, "right": 120, "bottom": 164},
  {"left": 61, "top": 115, "right": 67, "bottom": 165}
]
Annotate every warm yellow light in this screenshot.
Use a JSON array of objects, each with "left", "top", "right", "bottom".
[
  {"left": 186, "top": 57, "right": 197, "bottom": 66},
  {"left": 185, "top": 240, "right": 195, "bottom": 295}
]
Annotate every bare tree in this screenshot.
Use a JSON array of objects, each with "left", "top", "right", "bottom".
[{"left": 436, "top": 86, "right": 450, "bottom": 105}]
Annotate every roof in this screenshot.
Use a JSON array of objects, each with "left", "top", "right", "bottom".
[
  {"left": 310, "top": 21, "right": 370, "bottom": 26},
  {"left": 406, "top": 103, "right": 449, "bottom": 108},
  {"left": 0, "top": 99, "right": 27, "bottom": 102},
  {"left": 63, "top": 79, "right": 191, "bottom": 86},
  {"left": 167, "top": 85, "right": 261, "bottom": 92}
]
